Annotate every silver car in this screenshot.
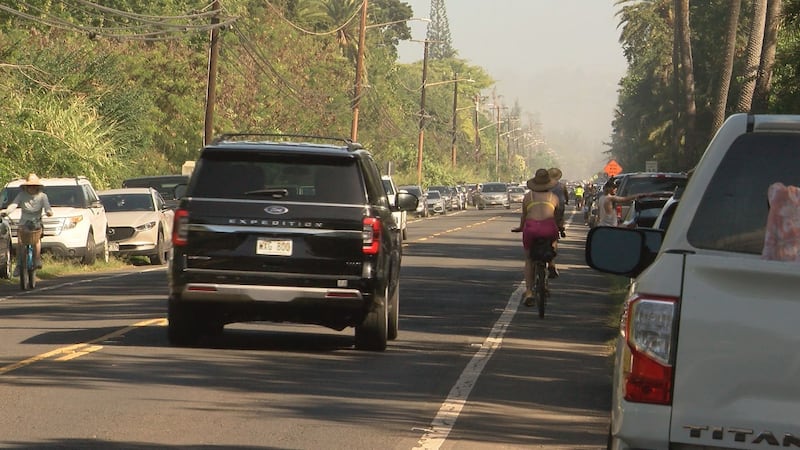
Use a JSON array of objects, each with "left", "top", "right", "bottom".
[{"left": 477, "top": 182, "right": 510, "bottom": 210}]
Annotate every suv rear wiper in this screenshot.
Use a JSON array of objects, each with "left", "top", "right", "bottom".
[{"left": 244, "top": 188, "right": 289, "bottom": 198}]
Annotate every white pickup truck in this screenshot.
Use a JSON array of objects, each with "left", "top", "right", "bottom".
[{"left": 586, "top": 113, "right": 800, "bottom": 449}]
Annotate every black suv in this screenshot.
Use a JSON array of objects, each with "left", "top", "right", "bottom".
[{"left": 167, "top": 134, "right": 418, "bottom": 351}]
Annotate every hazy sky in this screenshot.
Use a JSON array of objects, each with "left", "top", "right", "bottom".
[{"left": 397, "top": 0, "right": 628, "bottom": 179}]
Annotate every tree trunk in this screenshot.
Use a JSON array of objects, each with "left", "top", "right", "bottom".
[
  {"left": 676, "top": 0, "right": 697, "bottom": 169},
  {"left": 710, "top": 0, "right": 741, "bottom": 137},
  {"left": 752, "top": 0, "right": 782, "bottom": 112},
  {"left": 736, "top": 0, "right": 769, "bottom": 113}
]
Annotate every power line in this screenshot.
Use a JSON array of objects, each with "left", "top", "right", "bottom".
[{"left": 263, "top": 0, "right": 363, "bottom": 37}]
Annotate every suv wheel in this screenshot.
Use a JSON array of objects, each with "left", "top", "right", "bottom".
[
  {"left": 81, "top": 231, "right": 96, "bottom": 265},
  {"left": 0, "top": 239, "right": 11, "bottom": 279},
  {"left": 167, "top": 298, "right": 199, "bottom": 345},
  {"left": 149, "top": 230, "right": 167, "bottom": 265},
  {"left": 355, "top": 286, "right": 388, "bottom": 351},
  {"left": 388, "top": 281, "right": 399, "bottom": 340}
]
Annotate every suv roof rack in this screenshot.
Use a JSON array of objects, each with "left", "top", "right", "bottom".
[{"left": 211, "top": 133, "right": 363, "bottom": 151}]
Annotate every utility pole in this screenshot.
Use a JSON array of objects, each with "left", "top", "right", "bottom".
[
  {"left": 203, "top": 0, "right": 221, "bottom": 146},
  {"left": 350, "top": 0, "right": 368, "bottom": 142},
  {"left": 416, "top": 40, "right": 430, "bottom": 186},
  {"left": 473, "top": 93, "right": 481, "bottom": 163},
  {"left": 450, "top": 72, "right": 459, "bottom": 166},
  {"left": 494, "top": 94, "right": 501, "bottom": 181}
]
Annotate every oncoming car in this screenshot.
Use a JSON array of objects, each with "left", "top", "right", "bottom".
[
  {"left": 477, "top": 182, "right": 510, "bottom": 210},
  {"left": 99, "top": 188, "right": 174, "bottom": 265}
]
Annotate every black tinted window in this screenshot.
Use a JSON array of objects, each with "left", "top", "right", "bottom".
[
  {"left": 191, "top": 152, "right": 365, "bottom": 204},
  {"left": 688, "top": 133, "right": 800, "bottom": 254}
]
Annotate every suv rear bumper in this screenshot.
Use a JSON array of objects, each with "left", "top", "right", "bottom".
[{"left": 179, "top": 282, "right": 364, "bottom": 304}]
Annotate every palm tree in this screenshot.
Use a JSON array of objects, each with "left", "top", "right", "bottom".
[
  {"left": 752, "top": 0, "right": 783, "bottom": 112},
  {"left": 296, "top": 0, "right": 362, "bottom": 62},
  {"left": 710, "top": 0, "right": 742, "bottom": 137},
  {"left": 736, "top": 0, "right": 769, "bottom": 112}
]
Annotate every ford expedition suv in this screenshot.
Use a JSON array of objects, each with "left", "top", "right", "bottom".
[
  {"left": 167, "top": 134, "right": 418, "bottom": 351},
  {"left": 586, "top": 114, "right": 800, "bottom": 449}
]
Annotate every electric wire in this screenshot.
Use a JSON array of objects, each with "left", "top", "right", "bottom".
[{"left": 263, "top": 0, "right": 363, "bottom": 37}]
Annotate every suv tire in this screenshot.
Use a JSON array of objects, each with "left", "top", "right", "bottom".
[
  {"left": 81, "top": 231, "right": 96, "bottom": 265},
  {"left": 388, "top": 282, "right": 399, "bottom": 340},
  {"left": 355, "top": 286, "right": 388, "bottom": 351}
]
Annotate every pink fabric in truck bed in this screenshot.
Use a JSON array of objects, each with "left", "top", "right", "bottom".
[{"left": 762, "top": 182, "right": 800, "bottom": 261}]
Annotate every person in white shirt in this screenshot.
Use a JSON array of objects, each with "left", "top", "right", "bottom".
[{"left": 5, "top": 173, "right": 53, "bottom": 272}]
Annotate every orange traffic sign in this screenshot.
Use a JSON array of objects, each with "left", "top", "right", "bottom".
[{"left": 604, "top": 160, "right": 623, "bottom": 176}]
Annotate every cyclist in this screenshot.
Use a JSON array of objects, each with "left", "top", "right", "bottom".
[
  {"left": 5, "top": 173, "right": 53, "bottom": 274},
  {"left": 574, "top": 184, "right": 585, "bottom": 210},
  {"left": 513, "top": 168, "right": 560, "bottom": 305}
]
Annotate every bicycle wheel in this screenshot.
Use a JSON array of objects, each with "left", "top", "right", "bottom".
[
  {"left": 20, "top": 244, "right": 35, "bottom": 290},
  {"left": 535, "top": 262, "right": 547, "bottom": 318}
]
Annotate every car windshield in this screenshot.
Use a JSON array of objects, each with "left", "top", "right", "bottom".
[
  {"left": 509, "top": 187, "right": 525, "bottom": 193},
  {"left": 100, "top": 193, "right": 154, "bottom": 212},
  {"left": 381, "top": 179, "right": 395, "bottom": 195},
  {"left": 1, "top": 185, "right": 84, "bottom": 208},
  {"left": 482, "top": 183, "right": 507, "bottom": 193},
  {"left": 427, "top": 191, "right": 441, "bottom": 199},
  {"left": 623, "top": 176, "right": 687, "bottom": 195}
]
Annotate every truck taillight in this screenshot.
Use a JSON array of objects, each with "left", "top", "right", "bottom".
[
  {"left": 622, "top": 295, "right": 676, "bottom": 405},
  {"left": 172, "top": 209, "right": 189, "bottom": 246},
  {"left": 362, "top": 217, "right": 381, "bottom": 254}
]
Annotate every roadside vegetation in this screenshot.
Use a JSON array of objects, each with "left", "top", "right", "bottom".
[
  {"left": 0, "top": 255, "right": 150, "bottom": 286},
  {"left": 1, "top": 1, "right": 799, "bottom": 187}
]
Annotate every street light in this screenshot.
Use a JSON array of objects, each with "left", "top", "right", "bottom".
[{"left": 350, "top": 13, "right": 430, "bottom": 142}]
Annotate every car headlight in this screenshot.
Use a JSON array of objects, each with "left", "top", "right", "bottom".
[
  {"left": 63, "top": 215, "right": 84, "bottom": 230},
  {"left": 135, "top": 221, "right": 157, "bottom": 231}
]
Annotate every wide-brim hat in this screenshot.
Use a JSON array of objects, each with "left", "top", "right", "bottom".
[
  {"left": 548, "top": 167, "right": 563, "bottom": 181},
  {"left": 21, "top": 173, "right": 44, "bottom": 187},
  {"left": 527, "top": 168, "right": 557, "bottom": 192}
]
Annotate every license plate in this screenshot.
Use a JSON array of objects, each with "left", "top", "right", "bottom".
[
  {"left": 108, "top": 242, "right": 119, "bottom": 252},
  {"left": 256, "top": 238, "right": 292, "bottom": 256}
]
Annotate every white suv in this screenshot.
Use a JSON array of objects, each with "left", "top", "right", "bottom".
[
  {"left": 381, "top": 175, "right": 408, "bottom": 240},
  {"left": 1, "top": 177, "right": 109, "bottom": 264}
]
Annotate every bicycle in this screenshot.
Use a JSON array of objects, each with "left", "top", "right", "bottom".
[
  {"left": 16, "top": 220, "right": 42, "bottom": 291},
  {"left": 512, "top": 229, "right": 557, "bottom": 318}
]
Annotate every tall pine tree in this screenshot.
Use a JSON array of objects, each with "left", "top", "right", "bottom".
[{"left": 426, "top": 0, "right": 457, "bottom": 59}]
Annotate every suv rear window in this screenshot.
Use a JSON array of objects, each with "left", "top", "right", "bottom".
[
  {"left": 191, "top": 152, "right": 366, "bottom": 204},
  {"left": 688, "top": 133, "right": 800, "bottom": 254}
]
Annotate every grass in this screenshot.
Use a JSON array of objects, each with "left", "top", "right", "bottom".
[{"left": 1, "top": 253, "right": 146, "bottom": 286}]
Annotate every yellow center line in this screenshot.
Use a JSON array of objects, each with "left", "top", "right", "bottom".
[{"left": 0, "top": 317, "right": 167, "bottom": 375}]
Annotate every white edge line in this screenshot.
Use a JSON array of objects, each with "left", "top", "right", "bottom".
[{"left": 413, "top": 282, "right": 525, "bottom": 450}]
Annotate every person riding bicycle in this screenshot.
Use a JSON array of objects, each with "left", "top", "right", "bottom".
[
  {"left": 5, "top": 173, "right": 53, "bottom": 274},
  {"left": 513, "top": 168, "right": 560, "bottom": 306},
  {"left": 574, "top": 184, "right": 585, "bottom": 210},
  {"left": 548, "top": 168, "right": 568, "bottom": 238}
]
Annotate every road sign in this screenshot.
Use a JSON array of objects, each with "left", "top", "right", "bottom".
[{"left": 604, "top": 160, "right": 623, "bottom": 177}]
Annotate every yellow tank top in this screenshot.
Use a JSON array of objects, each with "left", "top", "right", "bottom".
[{"left": 525, "top": 192, "right": 556, "bottom": 214}]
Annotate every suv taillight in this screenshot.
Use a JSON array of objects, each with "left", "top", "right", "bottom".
[
  {"left": 362, "top": 217, "right": 381, "bottom": 254},
  {"left": 622, "top": 295, "right": 676, "bottom": 405},
  {"left": 172, "top": 209, "right": 189, "bottom": 246}
]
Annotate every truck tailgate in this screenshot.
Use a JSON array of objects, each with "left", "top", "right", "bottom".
[{"left": 670, "top": 253, "right": 800, "bottom": 448}]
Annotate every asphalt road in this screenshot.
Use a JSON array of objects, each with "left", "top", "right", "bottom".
[{"left": 0, "top": 205, "right": 616, "bottom": 449}]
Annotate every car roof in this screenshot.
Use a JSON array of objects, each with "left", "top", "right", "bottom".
[
  {"left": 99, "top": 188, "right": 155, "bottom": 196},
  {"left": 4, "top": 177, "right": 90, "bottom": 187}
]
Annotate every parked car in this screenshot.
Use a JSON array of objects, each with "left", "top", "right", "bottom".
[
  {"left": 381, "top": 175, "right": 407, "bottom": 240},
  {"left": 652, "top": 185, "right": 685, "bottom": 232},
  {"left": 426, "top": 186, "right": 452, "bottom": 210},
  {"left": 0, "top": 176, "right": 109, "bottom": 264},
  {"left": 477, "top": 182, "right": 510, "bottom": 209},
  {"left": 586, "top": 113, "right": 800, "bottom": 449},
  {"left": 168, "top": 133, "right": 417, "bottom": 351},
  {"left": 398, "top": 185, "right": 428, "bottom": 218},
  {"left": 99, "top": 187, "right": 174, "bottom": 265},
  {"left": 425, "top": 190, "right": 446, "bottom": 215},
  {"left": 122, "top": 175, "right": 189, "bottom": 209},
  {"left": 614, "top": 171, "right": 688, "bottom": 223},
  {"left": 507, "top": 185, "right": 526, "bottom": 205},
  {"left": 448, "top": 186, "right": 465, "bottom": 210},
  {"left": 0, "top": 212, "right": 12, "bottom": 278},
  {"left": 618, "top": 191, "right": 675, "bottom": 229}
]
